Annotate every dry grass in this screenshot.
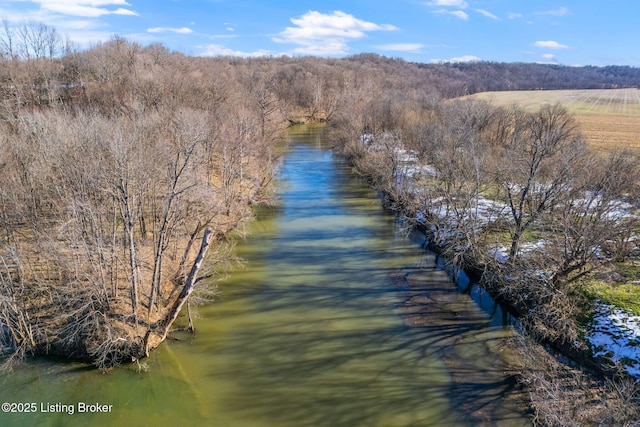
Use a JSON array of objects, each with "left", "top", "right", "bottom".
[
  {"left": 574, "top": 114, "right": 640, "bottom": 152},
  {"left": 463, "top": 89, "right": 640, "bottom": 152},
  {"left": 516, "top": 335, "right": 640, "bottom": 427}
]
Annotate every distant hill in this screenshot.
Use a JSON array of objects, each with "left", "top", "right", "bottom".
[
  {"left": 418, "top": 61, "right": 640, "bottom": 93},
  {"left": 344, "top": 54, "right": 640, "bottom": 97}
]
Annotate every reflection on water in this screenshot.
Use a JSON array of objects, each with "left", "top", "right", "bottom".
[{"left": 0, "top": 125, "right": 530, "bottom": 427}]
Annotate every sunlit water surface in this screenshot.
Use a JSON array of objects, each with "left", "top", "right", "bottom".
[{"left": 0, "top": 125, "right": 530, "bottom": 426}]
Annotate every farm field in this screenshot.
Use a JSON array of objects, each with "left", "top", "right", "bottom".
[{"left": 463, "top": 88, "right": 640, "bottom": 152}]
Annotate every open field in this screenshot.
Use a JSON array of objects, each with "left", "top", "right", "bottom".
[{"left": 463, "top": 89, "right": 640, "bottom": 152}]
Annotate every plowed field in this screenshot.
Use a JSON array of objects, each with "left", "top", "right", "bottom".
[{"left": 463, "top": 89, "right": 640, "bottom": 152}]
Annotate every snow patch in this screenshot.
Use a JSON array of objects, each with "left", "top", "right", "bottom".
[{"left": 586, "top": 302, "right": 640, "bottom": 378}]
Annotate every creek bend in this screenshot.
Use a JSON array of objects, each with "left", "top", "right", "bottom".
[{"left": 0, "top": 125, "right": 530, "bottom": 426}]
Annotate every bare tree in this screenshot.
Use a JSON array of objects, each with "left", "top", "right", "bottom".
[
  {"left": 544, "top": 150, "right": 640, "bottom": 284},
  {"left": 0, "top": 18, "right": 16, "bottom": 59},
  {"left": 491, "top": 104, "right": 587, "bottom": 260},
  {"left": 7, "top": 20, "right": 62, "bottom": 60}
]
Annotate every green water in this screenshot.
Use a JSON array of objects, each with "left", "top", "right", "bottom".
[{"left": 0, "top": 125, "right": 530, "bottom": 426}]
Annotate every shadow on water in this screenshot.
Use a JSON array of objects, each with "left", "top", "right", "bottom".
[
  {"left": 199, "top": 260, "right": 529, "bottom": 427},
  {"left": 397, "top": 267, "right": 531, "bottom": 426},
  {"left": 201, "top": 259, "right": 527, "bottom": 424}
]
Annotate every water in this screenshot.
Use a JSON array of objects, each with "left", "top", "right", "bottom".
[{"left": 0, "top": 125, "right": 530, "bottom": 426}]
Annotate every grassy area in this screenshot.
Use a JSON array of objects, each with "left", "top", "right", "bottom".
[
  {"left": 462, "top": 89, "right": 640, "bottom": 152},
  {"left": 584, "top": 280, "right": 640, "bottom": 316}
]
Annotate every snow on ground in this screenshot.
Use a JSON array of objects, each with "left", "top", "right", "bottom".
[
  {"left": 586, "top": 302, "right": 640, "bottom": 378},
  {"left": 363, "top": 134, "right": 640, "bottom": 378},
  {"left": 395, "top": 148, "right": 418, "bottom": 164},
  {"left": 488, "top": 247, "right": 509, "bottom": 263}
]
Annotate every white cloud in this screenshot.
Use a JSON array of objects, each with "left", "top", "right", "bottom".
[
  {"left": 508, "top": 12, "right": 522, "bottom": 19},
  {"left": 280, "top": 10, "right": 396, "bottom": 40},
  {"left": 431, "top": 54, "right": 480, "bottom": 63},
  {"left": 434, "top": 9, "right": 469, "bottom": 20},
  {"left": 428, "top": 0, "right": 470, "bottom": 20},
  {"left": 476, "top": 9, "right": 499, "bottom": 20},
  {"left": 534, "top": 40, "right": 569, "bottom": 49},
  {"left": 289, "top": 41, "right": 352, "bottom": 56},
  {"left": 147, "top": 27, "right": 193, "bottom": 34},
  {"left": 428, "top": 0, "right": 468, "bottom": 8},
  {"left": 449, "top": 10, "right": 468, "bottom": 20},
  {"left": 377, "top": 43, "right": 425, "bottom": 52},
  {"left": 28, "top": 0, "right": 137, "bottom": 17},
  {"left": 274, "top": 10, "right": 397, "bottom": 56},
  {"left": 537, "top": 53, "right": 559, "bottom": 64},
  {"left": 210, "top": 34, "right": 236, "bottom": 39},
  {"left": 536, "top": 7, "right": 569, "bottom": 16},
  {"left": 199, "top": 44, "right": 274, "bottom": 58}
]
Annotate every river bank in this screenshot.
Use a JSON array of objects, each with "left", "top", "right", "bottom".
[
  {"left": 410, "top": 214, "right": 640, "bottom": 426},
  {"left": 331, "top": 122, "right": 640, "bottom": 425}
]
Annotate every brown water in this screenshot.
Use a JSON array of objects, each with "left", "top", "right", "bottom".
[{"left": 0, "top": 125, "right": 530, "bottom": 426}]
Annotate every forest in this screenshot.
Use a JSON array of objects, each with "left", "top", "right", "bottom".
[{"left": 1, "top": 20, "right": 640, "bottom": 425}]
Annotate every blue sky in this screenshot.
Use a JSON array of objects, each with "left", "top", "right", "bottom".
[{"left": 1, "top": 0, "right": 638, "bottom": 65}]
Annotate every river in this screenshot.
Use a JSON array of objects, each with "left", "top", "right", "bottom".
[{"left": 0, "top": 125, "right": 530, "bottom": 426}]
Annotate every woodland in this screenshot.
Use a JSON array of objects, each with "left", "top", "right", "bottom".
[{"left": 1, "top": 20, "right": 640, "bottom": 425}]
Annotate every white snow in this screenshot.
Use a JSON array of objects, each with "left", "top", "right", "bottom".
[
  {"left": 488, "top": 247, "right": 509, "bottom": 263},
  {"left": 586, "top": 302, "right": 640, "bottom": 378}
]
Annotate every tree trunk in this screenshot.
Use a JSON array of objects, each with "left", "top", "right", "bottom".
[{"left": 146, "top": 228, "right": 213, "bottom": 353}]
